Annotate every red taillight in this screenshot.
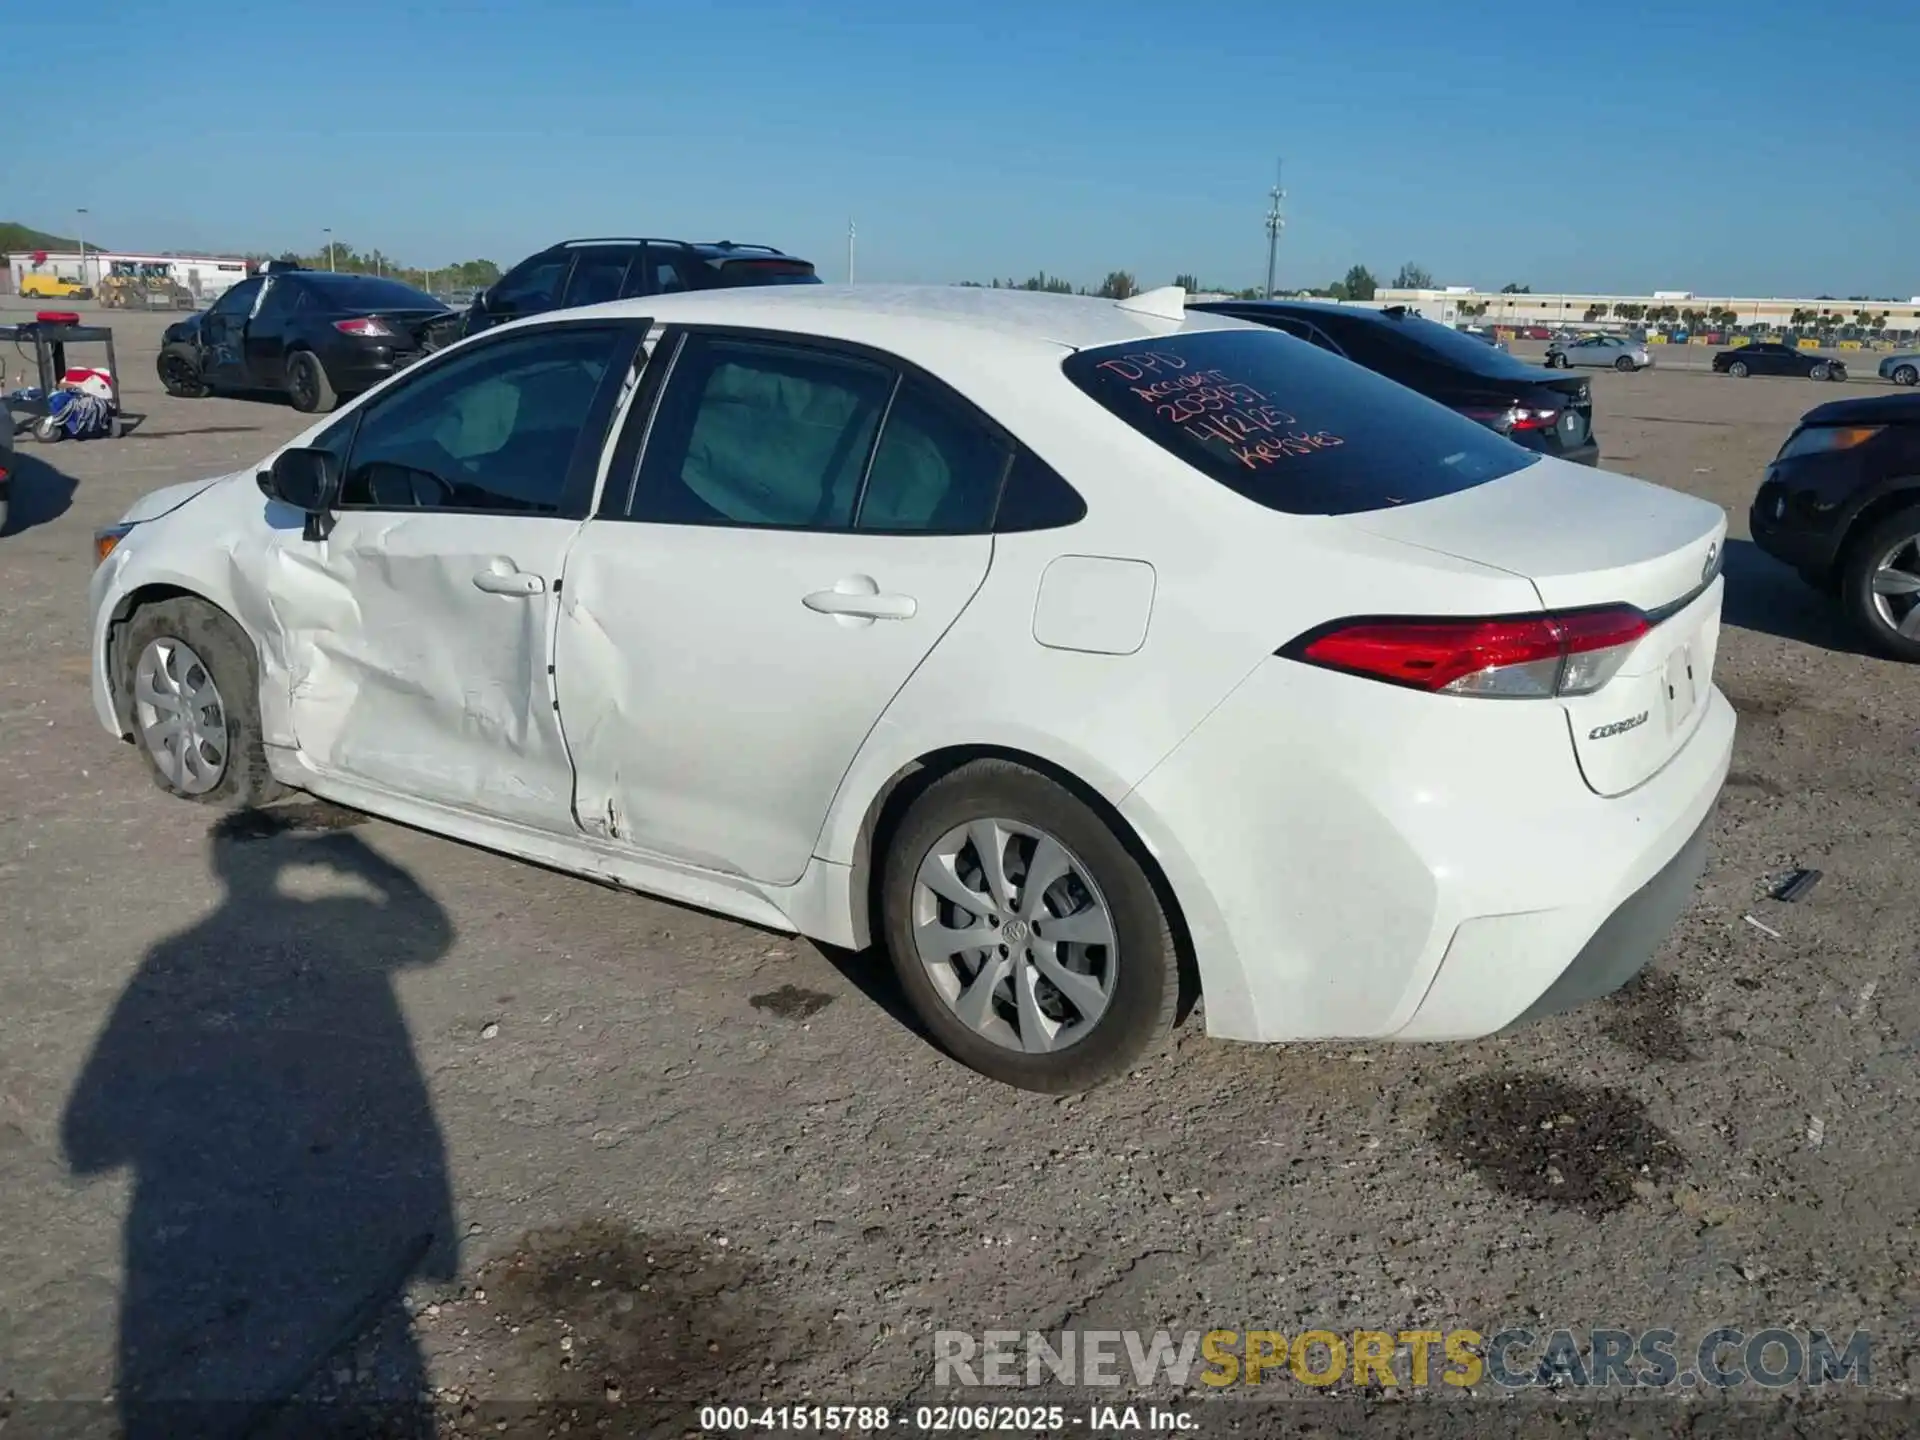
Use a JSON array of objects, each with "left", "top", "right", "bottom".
[
  {"left": 1285, "top": 605, "right": 1651, "bottom": 699},
  {"left": 1457, "top": 404, "right": 1560, "bottom": 433},
  {"left": 334, "top": 316, "right": 393, "bottom": 337}
]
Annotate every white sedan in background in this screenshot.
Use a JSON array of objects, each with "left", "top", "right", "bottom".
[
  {"left": 1546, "top": 334, "right": 1656, "bottom": 371},
  {"left": 89, "top": 284, "right": 1733, "bottom": 1091}
]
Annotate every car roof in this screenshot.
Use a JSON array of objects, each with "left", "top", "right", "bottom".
[
  {"left": 538, "top": 238, "right": 804, "bottom": 261},
  {"left": 548, "top": 284, "right": 1250, "bottom": 355},
  {"left": 1800, "top": 392, "right": 1920, "bottom": 426}
]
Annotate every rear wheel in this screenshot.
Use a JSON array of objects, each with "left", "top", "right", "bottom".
[
  {"left": 1615, "top": 355, "right": 1635, "bottom": 372},
  {"left": 157, "top": 345, "right": 210, "bottom": 398},
  {"left": 880, "top": 760, "right": 1180, "bottom": 1092},
  {"left": 1728, "top": 360, "right": 1749, "bottom": 378},
  {"left": 1841, "top": 505, "right": 1920, "bottom": 662},
  {"left": 286, "top": 350, "right": 339, "bottom": 414},
  {"left": 122, "top": 597, "right": 284, "bottom": 805},
  {"left": 1894, "top": 365, "right": 1918, "bottom": 387}
]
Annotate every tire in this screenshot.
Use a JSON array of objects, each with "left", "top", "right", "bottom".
[
  {"left": 122, "top": 597, "right": 285, "bottom": 806},
  {"left": 157, "top": 345, "right": 210, "bottom": 398},
  {"left": 880, "top": 760, "right": 1180, "bottom": 1092},
  {"left": 1840, "top": 505, "right": 1920, "bottom": 663},
  {"left": 1728, "top": 361, "right": 1749, "bottom": 378},
  {"left": 31, "top": 414, "right": 62, "bottom": 443},
  {"left": 1615, "top": 355, "right": 1635, "bottom": 372},
  {"left": 286, "top": 350, "right": 338, "bottom": 414},
  {"left": 1894, "top": 365, "right": 1918, "bottom": 387},
  {"left": 1810, "top": 363, "right": 1831, "bottom": 381}
]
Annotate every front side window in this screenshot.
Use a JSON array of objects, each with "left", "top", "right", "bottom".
[
  {"left": 563, "top": 251, "right": 631, "bottom": 308},
  {"left": 209, "top": 278, "right": 260, "bottom": 318},
  {"left": 337, "top": 326, "right": 627, "bottom": 514},
  {"left": 490, "top": 256, "right": 566, "bottom": 313},
  {"left": 632, "top": 335, "right": 893, "bottom": 528},
  {"left": 1063, "top": 327, "right": 1536, "bottom": 517}
]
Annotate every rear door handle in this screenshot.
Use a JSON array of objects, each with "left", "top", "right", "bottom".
[
  {"left": 803, "top": 575, "right": 917, "bottom": 621},
  {"left": 472, "top": 567, "right": 546, "bottom": 597}
]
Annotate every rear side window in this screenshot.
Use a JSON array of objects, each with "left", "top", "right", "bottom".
[
  {"left": 709, "top": 258, "right": 821, "bottom": 288},
  {"left": 1062, "top": 329, "right": 1535, "bottom": 516}
]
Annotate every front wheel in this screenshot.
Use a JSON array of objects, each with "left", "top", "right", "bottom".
[
  {"left": 1893, "top": 365, "right": 1918, "bottom": 387},
  {"left": 1728, "top": 361, "right": 1749, "bottom": 378},
  {"left": 286, "top": 350, "right": 339, "bottom": 414},
  {"left": 157, "top": 345, "right": 210, "bottom": 398},
  {"left": 880, "top": 760, "right": 1180, "bottom": 1092},
  {"left": 1810, "top": 363, "right": 1831, "bottom": 381},
  {"left": 1841, "top": 505, "right": 1920, "bottom": 663},
  {"left": 122, "top": 597, "right": 285, "bottom": 805}
]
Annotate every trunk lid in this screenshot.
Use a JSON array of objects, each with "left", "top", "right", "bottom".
[{"left": 1346, "top": 456, "right": 1729, "bottom": 796}]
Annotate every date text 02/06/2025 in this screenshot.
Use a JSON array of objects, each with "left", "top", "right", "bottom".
[{"left": 697, "top": 1403, "right": 1194, "bottom": 1432}]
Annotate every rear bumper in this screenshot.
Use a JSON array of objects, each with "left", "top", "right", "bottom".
[
  {"left": 1118, "top": 658, "right": 1735, "bottom": 1045},
  {"left": 324, "top": 348, "right": 424, "bottom": 395},
  {"left": 1498, "top": 813, "right": 1711, "bottom": 1030}
]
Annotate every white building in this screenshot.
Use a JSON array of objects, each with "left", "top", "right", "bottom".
[
  {"left": 1375, "top": 286, "right": 1920, "bottom": 337},
  {"left": 7, "top": 250, "right": 252, "bottom": 301}
]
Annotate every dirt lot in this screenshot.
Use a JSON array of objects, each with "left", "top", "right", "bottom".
[{"left": 1, "top": 304, "right": 1915, "bottom": 1436}]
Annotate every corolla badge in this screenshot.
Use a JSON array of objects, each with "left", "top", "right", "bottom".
[{"left": 1589, "top": 711, "right": 1650, "bottom": 741}]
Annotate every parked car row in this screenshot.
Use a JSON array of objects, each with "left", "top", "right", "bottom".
[{"left": 154, "top": 239, "right": 820, "bottom": 413}]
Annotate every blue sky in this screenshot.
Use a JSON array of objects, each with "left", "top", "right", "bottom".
[{"left": 9, "top": 0, "right": 1913, "bottom": 297}]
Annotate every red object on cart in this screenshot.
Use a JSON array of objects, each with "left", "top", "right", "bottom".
[{"left": 36, "top": 311, "right": 82, "bottom": 326}]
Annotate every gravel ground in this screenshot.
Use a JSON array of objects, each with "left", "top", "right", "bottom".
[{"left": 1, "top": 305, "right": 1915, "bottom": 1438}]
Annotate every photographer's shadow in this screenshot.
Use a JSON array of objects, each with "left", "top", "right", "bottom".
[{"left": 61, "top": 813, "right": 457, "bottom": 1437}]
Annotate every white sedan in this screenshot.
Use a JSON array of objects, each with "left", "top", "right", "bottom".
[{"left": 88, "top": 284, "right": 1734, "bottom": 1091}]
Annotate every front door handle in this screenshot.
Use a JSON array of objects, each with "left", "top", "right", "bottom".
[
  {"left": 472, "top": 567, "right": 545, "bottom": 597},
  {"left": 804, "top": 575, "right": 917, "bottom": 621}
]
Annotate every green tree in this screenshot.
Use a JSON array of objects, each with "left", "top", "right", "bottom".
[
  {"left": 1500, "top": 282, "right": 1532, "bottom": 294},
  {"left": 1342, "top": 265, "right": 1377, "bottom": 302},
  {"left": 1096, "top": 270, "right": 1138, "bottom": 300},
  {"left": 1391, "top": 262, "right": 1433, "bottom": 289},
  {"left": 1173, "top": 272, "right": 1200, "bottom": 291},
  {"left": 1583, "top": 304, "right": 1606, "bottom": 323}
]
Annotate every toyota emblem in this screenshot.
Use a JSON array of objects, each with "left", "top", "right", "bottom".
[{"left": 1702, "top": 542, "right": 1720, "bottom": 585}]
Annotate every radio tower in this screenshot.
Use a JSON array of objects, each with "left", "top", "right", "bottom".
[{"left": 1263, "top": 161, "right": 1286, "bottom": 300}]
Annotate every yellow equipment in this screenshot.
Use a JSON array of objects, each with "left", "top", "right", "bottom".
[{"left": 98, "top": 261, "right": 193, "bottom": 310}]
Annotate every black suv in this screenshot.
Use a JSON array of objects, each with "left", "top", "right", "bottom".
[
  {"left": 460, "top": 238, "right": 819, "bottom": 339},
  {"left": 1189, "top": 299, "right": 1601, "bottom": 466},
  {"left": 1750, "top": 390, "right": 1920, "bottom": 661}
]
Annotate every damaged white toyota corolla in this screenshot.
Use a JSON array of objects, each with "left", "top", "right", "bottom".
[{"left": 88, "top": 284, "right": 1734, "bottom": 1091}]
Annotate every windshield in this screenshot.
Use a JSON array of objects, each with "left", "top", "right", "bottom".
[
  {"left": 1063, "top": 328, "right": 1536, "bottom": 516},
  {"left": 302, "top": 275, "right": 448, "bottom": 311}
]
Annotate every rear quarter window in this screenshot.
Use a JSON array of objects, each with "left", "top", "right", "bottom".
[{"left": 1061, "top": 328, "right": 1537, "bottom": 516}]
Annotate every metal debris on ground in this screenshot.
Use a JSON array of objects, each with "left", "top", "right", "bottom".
[
  {"left": 1743, "top": 914, "right": 1783, "bottom": 939},
  {"left": 1770, "top": 867, "right": 1824, "bottom": 903}
]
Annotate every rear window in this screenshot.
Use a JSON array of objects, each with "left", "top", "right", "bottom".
[
  {"left": 1321, "top": 310, "right": 1539, "bottom": 377},
  {"left": 709, "top": 259, "right": 821, "bottom": 288},
  {"left": 1062, "top": 328, "right": 1537, "bottom": 516},
  {"left": 303, "top": 275, "right": 447, "bottom": 311}
]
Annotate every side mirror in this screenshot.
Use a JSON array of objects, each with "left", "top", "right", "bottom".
[{"left": 264, "top": 447, "right": 340, "bottom": 540}]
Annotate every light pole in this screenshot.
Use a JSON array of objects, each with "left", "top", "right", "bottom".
[
  {"left": 1262, "top": 161, "right": 1285, "bottom": 300},
  {"left": 76, "top": 207, "right": 89, "bottom": 289},
  {"left": 324, "top": 228, "right": 335, "bottom": 271},
  {"left": 847, "top": 218, "right": 856, "bottom": 286}
]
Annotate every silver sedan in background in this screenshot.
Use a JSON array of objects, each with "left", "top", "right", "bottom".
[
  {"left": 1878, "top": 353, "right": 1920, "bottom": 386},
  {"left": 1546, "top": 334, "right": 1654, "bottom": 372}
]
